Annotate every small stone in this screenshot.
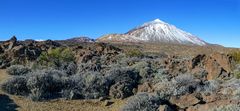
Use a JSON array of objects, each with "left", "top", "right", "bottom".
[
  {"left": 158, "top": 105, "right": 173, "bottom": 111},
  {"left": 98, "top": 97, "right": 106, "bottom": 101},
  {"left": 104, "top": 100, "right": 113, "bottom": 106},
  {"left": 170, "top": 94, "right": 200, "bottom": 109},
  {"left": 138, "top": 82, "right": 153, "bottom": 93}
]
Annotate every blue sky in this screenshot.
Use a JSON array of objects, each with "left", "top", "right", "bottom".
[{"left": 0, "top": 0, "right": 239, "bottom": 47}]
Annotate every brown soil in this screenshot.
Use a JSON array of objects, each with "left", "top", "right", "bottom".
[{"left": 111, "top": 42, "right": 240, "bottom": 57}]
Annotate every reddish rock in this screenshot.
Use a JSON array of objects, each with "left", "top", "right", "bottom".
[
  {"left": 0, "top": 36, "right": 61, "bottom": 69},
  {"left": 205, "top": 53, "right": 233, "bottom": 80},
  {"left": 211, "top": 53, "right": 233, "bottom": 72},
  {"left": 170, "top": 94, "right": 200, "bottom": 109},
  {"left": 186, "top": 100, "right": 240, "bottom": 111},
  {"left": 204, "top": 57, "right": 224, "bottom": 80},
  {"left": 189, "top": 53, "right": 233, "bottom": 80},
  {"left": 201, "top": 94, "right": 218, "bottom": 103},
  {"left": 158, "top": 105, "right": 173, "bottom": 111},
  {"left": 138, "top": 82, "right": 154, "bottom": 93}
]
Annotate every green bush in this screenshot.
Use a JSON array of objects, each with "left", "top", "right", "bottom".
[
  {"left": 230, "top": 51, "right": 240, "bottom": 64},
  {"left": 234, "top": 71, "right": 240, "bottom": 79},
  {"left": 38, "top": 48, "right": 75, "bottom": 68},
  {"left": 125, "top": 49, "right": 144, "bottom": 58}
]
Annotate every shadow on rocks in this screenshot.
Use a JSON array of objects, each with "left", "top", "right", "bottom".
[{"left": 0, "top": 94, "right": 19, "bottom": 111}]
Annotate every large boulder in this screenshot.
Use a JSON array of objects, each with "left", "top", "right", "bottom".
[
  {"left": 170, "top": 94, "right": 200, "bottom": 109},
  {"left": 204, "top": 57, "right": 228, "bottom": 80},
  {"left": 0, "top": 36, "right": 17, "bottom": 52},
  {"left": 163, "top": 53, "right": 234, "bottom": 80},
  {"left": 189, "top": 53, "right": 233, "bottom": 80}
]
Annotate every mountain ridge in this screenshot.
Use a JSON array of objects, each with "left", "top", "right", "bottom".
[
  {"left": 66, "top": 37, "right": 95, "bottom": 42},
  {"left": 97, "top": 19, "right": 207, "bottom": 46}
]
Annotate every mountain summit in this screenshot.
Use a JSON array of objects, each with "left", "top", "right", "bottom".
[{"left": 97, "top": 19, "right": 207, "bottom": 46}]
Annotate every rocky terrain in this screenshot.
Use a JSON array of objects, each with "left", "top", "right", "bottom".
[
  {"left": 0, "top": 36, "right": 61, "bottom": 69},
  {"left": 65, "top": 37, "right": 95, "bottom": 43},
  {"left": 0, "top": 36, "right": 240, "bottom": 111}
]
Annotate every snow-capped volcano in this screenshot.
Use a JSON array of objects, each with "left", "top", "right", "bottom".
[{"left": 97, "top": 19, "right": 207, "bottom": 46}]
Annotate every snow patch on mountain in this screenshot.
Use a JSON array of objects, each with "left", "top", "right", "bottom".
[{"left": 98, "top": 19, "right": 207, "bottom": 46}]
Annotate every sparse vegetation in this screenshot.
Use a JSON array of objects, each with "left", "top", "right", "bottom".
[
  {"left": 1, "top": 76, "right": 29, "bottom": 96},
  {"left": 234, "top": 71, "right": 240, "bottom": 79},
  {"left": 61, "top": 62, "right": 78, "bottom": 75},
  {"left": 27, "top": 70, "right": 63, "bottom": 101},
  {"left": 131, "top": 61, "right": 154, "bottom": 83},
  {"left": 2, "top": 68, "right": 111, "bottom": 101},
  {"left": 76, "top": 72, "right": 110, "bottom": 99},
  {"left": 196, "top": 80, "right": 220, "bottom": 95},
  {"left": 153, "top": 69, "right": 170, "bottom": 83},
  {"left": 125, "top": 49, "right": 144, "bottom": 58},
  {"left": 1, "top": 37, "right": 240, "bottom": 110},
  {"left": 107, "top": 67, "right": 140, "bottom": 99},
  {"left": 153, "top": 74, "right": 201, "bottom": 98},
  {"left": 210, "top": 104, "right": 240, "bottom": 111},
  {"left": 230, "top": 51, "right": 240, "bottom": 64},
  {"left": 6, "top": 65, "right": 31, "bottom": 75},
  {"left": 121, "top": 93, "right": 162, "bottom": 111},
  {"left": 172, "top": 74, "right": 199, "bottom": 96}
]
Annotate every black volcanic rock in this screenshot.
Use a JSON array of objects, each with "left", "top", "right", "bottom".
[{"left": 66, "top": 37, "right": 95, "bottom": 43}]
